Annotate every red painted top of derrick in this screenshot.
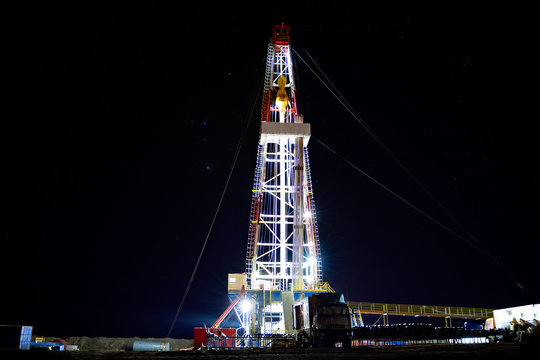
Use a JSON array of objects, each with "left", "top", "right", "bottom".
[{"left": 273, "top": 23, "right": 290, "bottom": 45}]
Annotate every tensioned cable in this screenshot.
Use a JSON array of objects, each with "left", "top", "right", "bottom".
[
  {"left": 305, "top": 48, "right": 510, "bottom": 255},
  {"left": 299, "top": 48, "right": 483, "bottom": 249},
  {"left": 313, "top": 137, "right": 482, "bottom": 252},
  {"left": 166, "top": 75, "right": 264, "bottom": 338},
  {"left": 313, "top": 136, "right": 529, "bottom": 294},
  {"left": 295, "top": 48, "right": 531, "bottom": 292}
]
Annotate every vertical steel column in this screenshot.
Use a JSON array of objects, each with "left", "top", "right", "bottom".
[
  {"left": 293, "top": 137, "right": 304, "bottom": 291},
  {"left": 279, "top": 139, "right": 287, "bottom": 287}
]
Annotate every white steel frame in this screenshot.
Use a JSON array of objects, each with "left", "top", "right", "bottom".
[
  {"left": 271, "top": 45, "right": 297, "bottom": 123},
  {"left": 247, "top": 42, "right": 322, "bottom": 293}
]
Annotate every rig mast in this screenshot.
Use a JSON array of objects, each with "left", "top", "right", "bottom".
[
  {"left": 203, "top": 25, "right": 496, "bottom": 343},
  {"left": 245, "top": 24, "right": 322, "bottom": 293},
  {"left": 223, "top": 24, "right": 329, "bottom": 336}
]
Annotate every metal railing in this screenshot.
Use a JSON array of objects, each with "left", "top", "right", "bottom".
[
  {"left": 206, "top": 334, "right": 296, "bottom": 349},
  {"left": 347, "top": 302, "right": 493, "bottom": 319}
]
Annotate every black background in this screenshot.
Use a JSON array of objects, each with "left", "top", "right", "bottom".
[{"left": 3, "top": 3, "right": 538, "bottom": 339}]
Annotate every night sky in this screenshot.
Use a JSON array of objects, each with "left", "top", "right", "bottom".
[{"left": 4, "top": 3, "right": 539, "bottom": 339}]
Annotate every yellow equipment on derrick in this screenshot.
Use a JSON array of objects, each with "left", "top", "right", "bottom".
[{"left": 275, "top": 75, "right": 288, "bottom": 113}]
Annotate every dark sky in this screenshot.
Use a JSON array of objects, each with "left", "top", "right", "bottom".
[{"left": 3, "top": 3, "right": 539, "bottom": 339}]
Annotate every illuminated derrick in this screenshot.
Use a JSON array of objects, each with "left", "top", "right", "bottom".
[
  {"left": 213, "top": 24, "right": 327, "bottom": 337},
  {"left": 245, "top": 24, "right": 322, "bottom": 294},
  {"left": 207, "top": 24, "right": 495, "bottom": 341}
]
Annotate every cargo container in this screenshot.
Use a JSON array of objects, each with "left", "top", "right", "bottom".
[
  {"left": 0, "top": 325, "right": 33, "bottom": 350},
  {"left": 228, "top": 273, "right": 247, "bottom": 293},
  {"left": 492, "top": 303, "right": 540, "bottom": 329}
]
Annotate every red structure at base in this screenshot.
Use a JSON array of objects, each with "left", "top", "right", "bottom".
[{"left": 193, "top": 327, "right": 236, "bottom": 347}]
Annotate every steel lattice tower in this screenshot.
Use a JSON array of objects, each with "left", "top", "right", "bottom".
[
  {"left": 245, "top": 24, "right": 323, "bottom": 293},
  {"left": 217, "top": 24, "right": 330, "bottom": 337}
]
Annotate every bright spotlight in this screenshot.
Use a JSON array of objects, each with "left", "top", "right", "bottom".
[
  {"left": 304, "top": 211, "right": 312, "bottom": 219},
  {"left": 240, "top": 299, "right": 251, "bottom": 313}
]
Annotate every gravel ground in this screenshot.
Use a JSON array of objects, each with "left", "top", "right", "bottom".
[{"left": 3, "top": 343, "right": 538, "bottom": 360}]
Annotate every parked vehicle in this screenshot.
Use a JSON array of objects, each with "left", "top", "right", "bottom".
[{"left": 293, "top": 293, "right": 352, "bottom": 347}]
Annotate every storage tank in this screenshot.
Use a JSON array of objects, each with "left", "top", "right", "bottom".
[{"left": 132, "top": 341, "right": 170, "bottom": 351}]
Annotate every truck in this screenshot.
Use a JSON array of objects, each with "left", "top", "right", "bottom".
[{"left": 292, "top": 293, "right": 352, "bottom": 348}]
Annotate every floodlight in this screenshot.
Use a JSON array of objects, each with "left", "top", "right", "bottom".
[{"left": 240, "top": 299, "right": 252, "bottom": 313}]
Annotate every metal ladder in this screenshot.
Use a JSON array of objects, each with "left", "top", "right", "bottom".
[
  {"left": 245, "top": 145, "right": 265, "bottom": 285},
  {"left": 260, "top": 44, "right": 274, "bottom": 122},
  {"left": 304, "top": 147, "right": 323, "bottom": 285}
]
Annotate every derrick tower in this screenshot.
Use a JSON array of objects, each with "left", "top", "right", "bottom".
[
  {"left": 245, "top": 24, "right": 322, "bottom": 292},
  {"left": 203, "top": 25, "right": 496, "bottom": 343},
  {"left": 222, "top": 24, "right": 330, "bottom": 336}
]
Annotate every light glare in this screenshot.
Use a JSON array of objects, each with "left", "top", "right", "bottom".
[{"left": 240, "top": 299, "right": 252, "bottom": 313}]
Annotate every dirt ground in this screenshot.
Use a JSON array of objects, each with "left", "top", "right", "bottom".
[
  {"left": 4, "top": 343, "right": 538, "bottom": 360},
  {"left": 35, "top": 337, "right": 193, "bottom": 351}
]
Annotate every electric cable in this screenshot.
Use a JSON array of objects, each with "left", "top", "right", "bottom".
[{"left": 166, "top": 73, "right": 264, "bottom": 338}]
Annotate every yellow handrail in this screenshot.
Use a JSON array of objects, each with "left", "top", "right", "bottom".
[{"left": 346, "top": 301, "right": 493, "bottom": 319}]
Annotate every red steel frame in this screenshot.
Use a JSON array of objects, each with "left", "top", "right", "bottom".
[{"left": 211, "top": 286, "right": 246, "bottom": 329}]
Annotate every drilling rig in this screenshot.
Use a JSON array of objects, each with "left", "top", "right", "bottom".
[
  {"left": 211, "top": 24, "right": 341, "bottom": 339},
  {"left": 199, "top": 24, "right": 496, "bottom": 349}
]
